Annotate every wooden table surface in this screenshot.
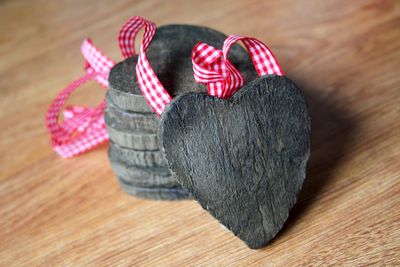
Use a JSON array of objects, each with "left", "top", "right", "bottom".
[{"left": 1, "top": 0, "right": 399, "bottom": 266}]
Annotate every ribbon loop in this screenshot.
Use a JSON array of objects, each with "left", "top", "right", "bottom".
[
  {"left": 81, "top": 39, "right": 114, "bottom": 87},
  {"left": 46, "top": 40, "right": 114, "bottom": 158},
  {"left": 192, "top": 43, "right": 225, "bottom": 83},
  {"left": 223, "top": 35, "right": 283, "bottom": 77},
  {"left": 124, "top": 18, "right": 172, "bottom": 115},
  {"left": 118, "top": 16, "right": 157, "bottom": 58},
  {"left": 192, "top": 42, "right": 244, "bottom": 98},
  {"left": 118, "top": 16, "right": 171, "bottom": 115},
  {"left": 192, "top": 35, "right": 284, "bottom": 99},
  {"left": 62, "top": 106, "right": 96, "bottom": 134}
]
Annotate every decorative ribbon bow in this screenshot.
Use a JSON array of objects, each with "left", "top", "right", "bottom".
[{"left": 46, "top": 16, "right": 284, "bottom": 158}]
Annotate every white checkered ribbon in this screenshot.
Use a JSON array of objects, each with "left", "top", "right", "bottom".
[
  {"left": 46, "top": 39, "right": 115, "bottom": 158},
  {"left": 192, "top": 35, "right": 284, "bottom": 98}
]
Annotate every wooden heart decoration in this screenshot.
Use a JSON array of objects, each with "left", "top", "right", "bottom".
[{"left": 160, "top": 75, "right": 310, "bottom": 249}]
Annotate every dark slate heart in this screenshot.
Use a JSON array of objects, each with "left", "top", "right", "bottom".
[{"left": 160, "top": 75, "right": 310, "bottom": 249}]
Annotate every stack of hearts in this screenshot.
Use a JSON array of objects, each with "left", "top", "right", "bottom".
[
  {"left": 47, "top": 16, "right": 311, "bottom": 249},
  {"left": 106, "top": 24, "right": 258, "bottom": 200},
  {"left": 105, "top": 53, "right": 191, "bottom": 200}
]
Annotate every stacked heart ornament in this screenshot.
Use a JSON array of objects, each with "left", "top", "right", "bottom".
[
  {"left": 107, "top": 20, "right": 258, "bottom": 200},
  {"left": 46, "top": 16, "right": 310, "bottom": 249}
]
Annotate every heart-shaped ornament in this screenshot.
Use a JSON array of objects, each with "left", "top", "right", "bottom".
[{"left": 160, "top": 75, "right": 310, "bottom": 248}]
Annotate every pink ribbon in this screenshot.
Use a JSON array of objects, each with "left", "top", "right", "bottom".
[
  {"left": 46, "top": 39, "right": 114, "bottom": 158},
  {"left": 46, "top": 17, "right": 153, "bottom": 158}
]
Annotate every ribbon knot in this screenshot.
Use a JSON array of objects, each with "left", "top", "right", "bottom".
[
  {"left": 192, "top": 35, "right": 284, "bottom": 99},
  {"left": 192, "top": 42, "right": 244, "bottom": 99}
]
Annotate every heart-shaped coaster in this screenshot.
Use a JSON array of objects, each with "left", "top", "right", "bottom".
[
  {"left": 108, "top": 156, "right": 177, "bottom": 188},
  {"left": 105, "top": 93, "right": 159, "bottom": 133},
  {"left": 109, "top": 141, "right": 167, "bottom": 168},
  {"left": 105, "top": 126, "right": 159, "bottom": 150},
  {"left": 160, "top": 75, "right": 310, "bottom": 248},
  {"left": 117, "top": 176, "right": 191, "bottom": 200}
]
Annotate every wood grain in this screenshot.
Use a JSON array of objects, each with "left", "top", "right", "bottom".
[{"left": 0, "top": 0, "right": 399, "bottom": 266}]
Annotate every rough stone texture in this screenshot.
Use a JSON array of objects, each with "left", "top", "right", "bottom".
[
  {"left": 105, "top": 124, "right": 159, "bottom": 151},
  {"left": 108, "top": 56, "right": 153, "bottom": 113},
  {"left": 160, "top": 75, "right": 311, "bottom": 249},
  {"left": 105, "top": 92, "right": 159, "bottom": 133},
  {"left": 109, "top": 141, "right": 167, "bottom": 168},
  {"left": 117, "top": 176, "right": 192, "bottom": 200},
  {"left": 108, "top": 150, "right": 178, "bottom": 188},
  {"left": 107, "top": 24, "right": 257, "bottom": 112}
]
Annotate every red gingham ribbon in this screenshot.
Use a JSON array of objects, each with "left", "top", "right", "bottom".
[
  {"left": 129, "top": 21, "right": 283, "bottom": 114},
  {"left": 192, "top": 35, "right": 284, "bottom": 98},
  {"left": 46, "top": 16, "right": 154, "bottom": 158},
  {"left": 46, "top": 39, "right": 115, "bottom": 158},
  {"left": 119, "top": 17, "right": 173, "bottom": 115}
]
